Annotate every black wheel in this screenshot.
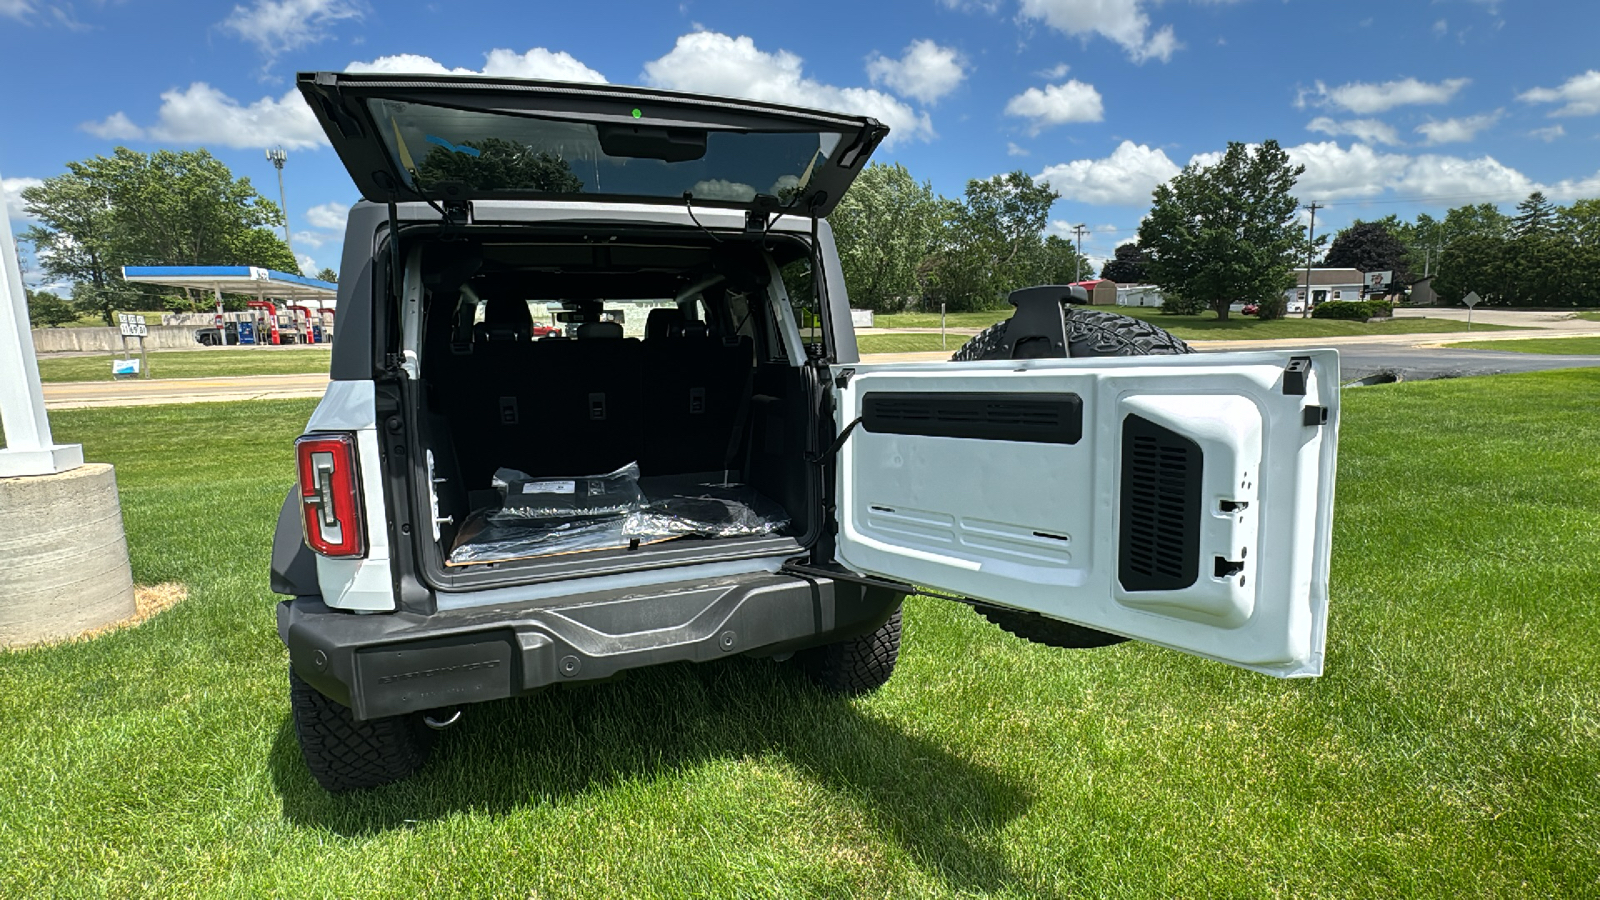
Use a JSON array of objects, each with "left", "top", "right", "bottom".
[
  {"left": 289, "top": 667, "right": 435, "bottom": 793},
  {"left": 800, "top": 606, "right": 903, "bottom": 695},
  {"left": 952, "top": 303, "right": 1194, "bottom": 650}
]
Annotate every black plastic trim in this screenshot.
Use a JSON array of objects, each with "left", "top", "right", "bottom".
[
  {"left": 1118, "top": 414, "right": 1202, "bottom": 592},
  {"left": 862, "top": 392, "right": 1083, "bottom": 444},
  {"left": 279, "top": 571, "right": 899, "bottom": 720}
]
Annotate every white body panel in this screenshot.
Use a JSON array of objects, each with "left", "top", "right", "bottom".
[
  {"left": 834, "top": 350, "right": 1338, "bottom": 677},
  {"left": 305, "top": 380, "right": 397, "bottom": 611}
]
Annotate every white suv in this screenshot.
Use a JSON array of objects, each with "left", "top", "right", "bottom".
[{"left": 271, "top": 71, "right": 1340, "bottom": 792}]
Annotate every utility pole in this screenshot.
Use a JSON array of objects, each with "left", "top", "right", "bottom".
[
  {"left": 266, "top": 147, "right": 294, "bottom": 261},
  {"left": 1301, "top": 202, "right": 1321, "bottom": 318},
  {"left": 1072, "top": 223, "right": 1090, "bottom": 283}
]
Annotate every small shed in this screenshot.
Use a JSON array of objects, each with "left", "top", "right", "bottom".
[{"left": 1072, "top": 279, "right": 1119, "bottom": 306}]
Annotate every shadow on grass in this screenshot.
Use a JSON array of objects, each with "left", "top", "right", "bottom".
[{"left": 269, "top": 657, "right": 1039, "bottom": 894}]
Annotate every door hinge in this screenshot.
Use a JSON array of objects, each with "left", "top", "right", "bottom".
[
  {"left": 834, "top": 367, "right": 855, "bottom": 388},
  {"left": 1302, "top": 405, "right": 1329, "bottom": 427},
  {"left": 781, "top": 562, "right": 912, "bottom": 594}
]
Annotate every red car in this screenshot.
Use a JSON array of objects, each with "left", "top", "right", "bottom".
[{"left": 1242, "top": 303, "right": 1260, "bottom": 316}]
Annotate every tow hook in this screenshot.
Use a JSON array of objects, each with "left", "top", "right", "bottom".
[{"left": 423, "top": 708, "right": 463, "bottom": 731}]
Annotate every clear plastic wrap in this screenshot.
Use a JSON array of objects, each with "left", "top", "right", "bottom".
[
  {"left": 632, "top": 475, "right": 792, "bottom": 539},
  {"left": 489, "top": 462, "right": 642, "bottom": 521},
  {"left": 446, "top": 470, "right": 791, "bottom": 567}
]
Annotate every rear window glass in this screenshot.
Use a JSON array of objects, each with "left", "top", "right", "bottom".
[{"left": 370, "top": 99, "right": 842, "bottom": 208}]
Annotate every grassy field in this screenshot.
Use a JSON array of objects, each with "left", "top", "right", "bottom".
[
  {"left": 857, "top": 332, "right": 953, "bottom": 354},
  {"left": 874, "top": 307, "right": 1516, "bottom": 342},
  {"left": 1449, "top": 336, "right": 1600, "bottom": 355},
  {"left": 3, "top": 371, "right": 1599, "bottom": 897},
  {"left": 35, "top": 347, "right": 332, "bottom": 382}
]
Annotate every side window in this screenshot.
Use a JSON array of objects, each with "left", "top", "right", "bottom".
[{"left": 779, "top": 257, "right": 822, "bottom": 343}]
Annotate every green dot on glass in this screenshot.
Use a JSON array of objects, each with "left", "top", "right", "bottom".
[{"left": 632, "top": 108, "right": 642, "bottom": 119}]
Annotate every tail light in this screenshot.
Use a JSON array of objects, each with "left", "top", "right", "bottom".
[{"left": 296, "top": 432, "right": 366, "bottom": 558}]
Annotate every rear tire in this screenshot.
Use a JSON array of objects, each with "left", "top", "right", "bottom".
[
  {"left": 289, "top": 667, "right": 435, "bottom": 793},
  {"left": 800, "top": 606, "right": 902, "bottom": 695},
  {"left": 951, "top": 304, "right": 1193, "bottom": 650}
]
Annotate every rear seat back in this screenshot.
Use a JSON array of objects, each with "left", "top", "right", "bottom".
[
  {"left": 640, "top": 332, "right": 754, "bottom": 475},
  {"left": 437, "top": 317, "right": 755, "bottom": 491}
]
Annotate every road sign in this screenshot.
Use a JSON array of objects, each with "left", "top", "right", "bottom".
[
  {"left": 117, "top": 313, "right": 148, "bottom": 337},
  {"left": 1364, "top": 270, "right": 1392, "bottom": 289},
  {"left": 1462, "top": 291, "right": 1483, "bottom": 308}
]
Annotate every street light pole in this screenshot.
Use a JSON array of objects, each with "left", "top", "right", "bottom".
[{"left": 266, "top": 147, "right": 294, "bottom": 261}]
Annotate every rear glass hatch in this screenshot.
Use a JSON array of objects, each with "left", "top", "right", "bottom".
[{"left": 296, "top": 71, "right": 890, "bottom": 217}]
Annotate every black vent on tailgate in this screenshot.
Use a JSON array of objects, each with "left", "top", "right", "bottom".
[
  {"left": 1119, "top": 414, "right": 1201, "bottom": 591},
  {"left": 861, "top": 392, "right": 1081, "bottom": 444}
]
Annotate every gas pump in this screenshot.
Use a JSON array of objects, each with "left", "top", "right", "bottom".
[{"left": 246, "top": 300, "right": 281, "bottom": 345}]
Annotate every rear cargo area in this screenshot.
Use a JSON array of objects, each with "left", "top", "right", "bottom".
[{"left": 411, "top": 233, "right": 819, "bottom": 578}]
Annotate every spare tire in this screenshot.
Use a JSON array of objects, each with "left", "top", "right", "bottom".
[{"left": 951, "top": 303, "right": 1194, "bottom": 649}]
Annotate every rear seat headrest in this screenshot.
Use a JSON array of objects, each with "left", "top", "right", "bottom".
[
  {"left": 576, "top": 320, "right": 624, "bottom": 339},
  {"left": 478, "top": 296, "right": 533, "bottom": 342},
  {"left": 645, "top": 307, "right": 685, "bottom": 340}
]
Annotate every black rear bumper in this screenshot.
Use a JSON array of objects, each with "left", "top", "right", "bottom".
[{"left": 278, "top": 571, "right": 899, "bottom": 720}]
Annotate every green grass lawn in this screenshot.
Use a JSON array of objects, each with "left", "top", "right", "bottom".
[
  {"left": 35, "top": 347, "right": 332, "bottom": 382},
  {"left": 1574, "top": 311, "right": 1600, "bottom": 322},
  {"left": 4, "top": 371, "right": 1599, "bottom": 897},
  {"left": 874, "top": 307, "right": 1515, "bottom": 342},
  {"left": 856, "top": 332, "right": 954, "bottom": 354},
  {"left": 1448, "top": 336, "right": 1600, "bottom": 355}
]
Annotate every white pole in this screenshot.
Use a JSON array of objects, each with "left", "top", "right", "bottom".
[{"left": 0, "top": 168, "right": 84, "bottom": 476}]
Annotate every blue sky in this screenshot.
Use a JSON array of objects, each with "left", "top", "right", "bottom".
[{"left": 4, "top": 0, "right": 1599, "bottom": 283}]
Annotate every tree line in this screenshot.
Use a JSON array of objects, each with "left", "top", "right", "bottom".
[
  {"left": 1314, "top": 193, "right": 1600, "bottom": 308},
  {"left": 20, "top": 147, "right": 301, "bottom": 326}
]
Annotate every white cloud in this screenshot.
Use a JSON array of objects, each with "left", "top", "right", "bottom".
[
  {"left": 3, "top": 176, "right": 43, "bottom": 219},
  {"left": 1018, "top": 0, "right": 1179, "bottom": 64},
  {"left": 1007, "top": 142, "right": 1030, "bottom": 157},
  {"left": 1, "top": 0, "right": 33, "bottom": 20},
  {"left": 1529, "top": 125, "right": 1565, "bottom": 142},
  {"left": 305, "top": 201, "right": 349, "bottom": 230},
  {"left": 1282, "top": 142, "right": 1410, "bottom": 200},
  {"left": 1300, "top": 77, "right": 1470, "bottom": 114},
  {"left": 1414, "top": 110, "right": 1502, "bottom": 145},
  {"left": 220, "top": 0, "right": 361, "bottom": 58},
  {"left": 641, "top": 31, "right": 933, "bottom": 146},
  {"left": 480, "top": 48, "right": 607, "bottom": 82},
  {"left": 1038, "top": 63, "right": 1071, "bottom": 79},
  {"left": 295, "top": 252, "right": 318, "bottom": 274},
  {"left": 1519, "top": 70, "right": 1600, "bottom": 117},
  {"left": 82, "top": 83, "right": 326, "bottom": 150},
  {"left": 1432, "top": 18, "right": 1448, "bottom": 36},
  {"left": 345, "top": 48, "right": 606, "bottom": 83},
  {"left": 1035, "top": 141, "right": 1180, "bottom": 205},
  {"left": 82, "top": 111, "right": 142, "bottom": 140},
  {"left": 1306, "top": 116, "right": 1402, "bottom": 146},
  {"left": 292, "top": 230, "right": 328, "bottom": 249},
  {"left": 1004, "top": 81, "right": 1104, "bottom": 134},
  {"left": 865, "top": 39, "right": 967, "bottom": 105}
]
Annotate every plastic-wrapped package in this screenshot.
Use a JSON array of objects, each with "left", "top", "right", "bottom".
[
  {"left": 446, "top": 468, "right": 791, "bottom": 567},
  {"left": 632, "top": 475, "right": 791, "bottom": 539},
  {"left": 489, "top": 462, "right": 642, "bottom": 521},
  {"left": 446, "top": 513, "right": 676, "bottom": 565}
]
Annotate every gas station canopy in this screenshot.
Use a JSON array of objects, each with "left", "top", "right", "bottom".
[{"left": 120, "top": 266, "right": 337, "bottom": 310}]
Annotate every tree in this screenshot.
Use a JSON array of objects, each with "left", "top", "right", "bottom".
[
  {"left": 1513, "top": 191, "right": 1557, "bottom": 237},
  {"left": 315, "top": 267, "right": 339, "bottom": 283},
  {"left": 1099, "top": 241, "right": 1149, "bottom": 283},
  {"left": 22, "top": 147, "right": 297, "bottom": 323},
  {"left": 1324, "top": 220, "right": 1410, "bottom": 283},
  {"left": 926, "top": 171, "right": 1060, "bottom": 311},
  {"left": 828, "top": 162, "right": 941, "bottom": 311},
  {"left": 414, "top": 138, "right": 583, "bottom": 193},
  {"left": 25, "top": 290, "right": 77, "bottom": 327},
  {"left": 1137, "top": 140, "right": 1305, "bottom": 320}
]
